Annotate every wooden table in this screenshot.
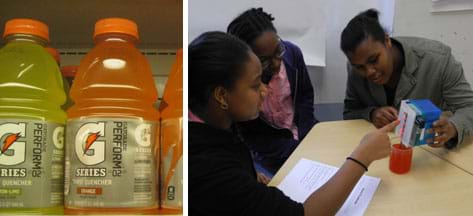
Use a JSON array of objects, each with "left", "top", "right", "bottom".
[
  {"left": 420, "top": 137, "right": 473, "bottom": 175},
  {"left": 268, "top": 120, "right": 473, "bottom": 215}
]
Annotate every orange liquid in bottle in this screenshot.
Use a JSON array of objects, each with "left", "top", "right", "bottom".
[
  {"left": 65, "top": 18, "right": 159, "bottom": 215},
  {"left": 158, "top": 49, "right": 183, "bottom": 214}
]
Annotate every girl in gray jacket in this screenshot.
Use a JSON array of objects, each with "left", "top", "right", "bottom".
[{"left": 341, "top": 9, "right": 473, "bottom": 148}]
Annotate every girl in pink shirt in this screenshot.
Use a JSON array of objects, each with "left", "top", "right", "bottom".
[{"left": 228, "top": 8, "right": 318, "bottom": 174}]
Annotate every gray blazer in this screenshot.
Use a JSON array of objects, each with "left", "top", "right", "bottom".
[{"left": 344, "top": 36, "right": 473, "bottom": 146}]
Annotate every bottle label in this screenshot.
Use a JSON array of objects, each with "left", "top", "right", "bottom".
[
  {"left": 65, "top": 118, "right": 157, "bottom": 208},
  {"left": 160, "top": 117, "right": 183, "bottom": 209},
  {"left": 0, "top": 120, "right": 64, "bottom": 208}
]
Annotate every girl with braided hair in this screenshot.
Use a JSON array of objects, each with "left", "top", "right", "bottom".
[{"left": 227, "top": 8, "right": 318, "bottom": 175}]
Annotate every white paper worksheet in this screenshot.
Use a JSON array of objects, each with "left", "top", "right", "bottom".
[{"left": 277, "top": 158, "right": 381, "bottom": 216}]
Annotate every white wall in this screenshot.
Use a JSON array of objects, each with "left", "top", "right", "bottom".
[{"left": 393, "top": 0, "right": 473, "bottom": 85}]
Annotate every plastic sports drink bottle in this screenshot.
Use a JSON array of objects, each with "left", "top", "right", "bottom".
[
  {"left": 45, "top": 47, "right": 60, "bottom": 64},
  {"left": 60, "top": 65, "right": 78, "bottom": 89},
  {"left": 64, "top": 18, "right": 159, "bottom": 214},
  {"left": 59, "top": 65, "right": 78, "bottom": 110},
  {"left": 158, "top": 49, "right": 183, "bottom": 213},
  {"left": 45, "top": 47, "right": 73, "bottom": 112},
  {"left": 0, "top": 19, "right": 66, "bottom": 215}
]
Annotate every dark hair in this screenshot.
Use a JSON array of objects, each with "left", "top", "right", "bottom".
[
  {"left": 341, "top": 9, "right": 386, "bottom": 54},
  {"left": 188, "top": 31, "right": 251, "bottom": 111},
  {"left": 227, "top": 7, "right": 277, "bottom": 46}
]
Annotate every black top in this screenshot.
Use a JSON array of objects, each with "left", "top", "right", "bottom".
[
  {"left": 189, "top": 122, "right": 304, "bottom": 216},
  {"left": 384, "top": 38, "right": 405, "bottom": 107},
  {"left": 384, "top": 86, "right": 396, "bottom": 106}
]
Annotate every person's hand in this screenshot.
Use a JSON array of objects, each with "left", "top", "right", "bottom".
[
  {"left": 350, "top": 120, "right": 400, "bottom": 167},
  {"left": 428, "top": 117, "right": 458, "bottom": 148},
  {"left": 370, "top": 106, "right": 398, "bottom": 128},
  {"left": 257, "top": 172, "right": 271, "bottom": 185}
]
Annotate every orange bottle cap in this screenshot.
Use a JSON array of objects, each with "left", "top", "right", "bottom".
[
  {"left": 3, "top": 18, "right": 49, "bottom": 41},
  {"left": 60, "top": 65, "right": 79, "bottom": 78},
  {"left": 45, "top": 47, "right": 60, "bottom": 64},
  {"left": 176, "top": 48, "right": 183, "bottom": 62},
  {"left": 93, "top": 18, "right": 139, "bottom": 40}
]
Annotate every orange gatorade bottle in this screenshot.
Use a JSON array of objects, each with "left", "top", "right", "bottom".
[
  {"left": 158, "top": 49, "right": 183, "bottom": 214},
  {"left": 60, "top": 65, "right": 78, "bottom": 110},
  {"left": 0, "top": 19, "right": 66, "bottom": 215},
  {"left": 64, "top": 18, "right": 159, "bottom": 214},
  {"left": 45, "top": 47, "right": 61, "bottom": 64},
  {"left": 60, "top": 65, "right": 78, "bottom": 89}
]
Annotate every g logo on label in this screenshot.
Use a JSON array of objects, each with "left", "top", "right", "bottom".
[
  {"left": 75, "top": 122, "right": 106, "bottom": 165},
  {"left": 135, "top": 123, "right": 152, "bottom": 147},
  {"left": 0, "top": 123, "right": 26, "bottom": 166},
  {"left": 53, "top": 126, "right": 65, "bottom": 150}
]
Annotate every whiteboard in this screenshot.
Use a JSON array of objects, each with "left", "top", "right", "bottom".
[{"left": 189, "top": 0, "right": 326, "bottom": 66}]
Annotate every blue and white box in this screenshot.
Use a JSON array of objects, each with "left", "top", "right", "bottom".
[{"left": 395, "top": 99, "right": 441, "bottom": 147}]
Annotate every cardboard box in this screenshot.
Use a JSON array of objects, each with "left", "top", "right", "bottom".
[{"left": 395, "top": 99, "right": 441, "bottom": 147}]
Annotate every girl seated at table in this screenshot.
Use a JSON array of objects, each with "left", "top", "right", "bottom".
[
  {"left": 189, "top": 31, "right": 399, "bottom": 215},
  {"left": 227, "top": 8, "right": 318, "bottom": 175},
  {"left": 341, "top": 9, "right": 473, "bottom": 148}
]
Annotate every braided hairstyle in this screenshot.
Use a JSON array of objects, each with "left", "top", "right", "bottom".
[
  {"left": 227, "top": 7, "right": 277, "bottom": 46},
  {"left": 340, "top": 8, "right": 386, "bottom": 55}
]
